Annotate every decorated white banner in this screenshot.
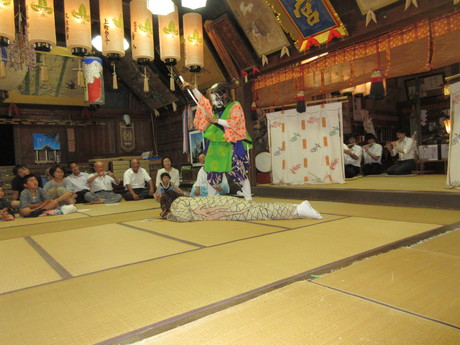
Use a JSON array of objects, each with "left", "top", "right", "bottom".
[
  {"left": 446, "top": 81, "right": 460, "bottom": 189},
  {"left": 267, "top": 103, "right": 345, "bottom": 185}
]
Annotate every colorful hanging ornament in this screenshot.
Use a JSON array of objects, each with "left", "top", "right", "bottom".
[
  {"left": 241, "top": 70, "right": 248, "bottom": 83},
  {"left": 369, "top": 42, "right": 386, "bottom": 99},
  {"left": 296, "top": 90, "right": 306, "bottom": 113},
  {"left": 366, "top": 10, "right": 377, "bottom": 27},
  {"left": 82, "top": 56, "right": 105, "bottom": 105},
  {"left": 300, "top": 36, "right": 320, "bottom": 51},
  {"left": 326, "top": 28, "right": 342, "bottom": 44}
]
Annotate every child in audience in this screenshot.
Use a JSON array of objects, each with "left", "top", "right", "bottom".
[
  {"left": 0, "top": 185, "right": 15, "bottom": 221},
  {"left": 10, "top": 165, "right": 43, "bottom": 208},
  {"left": 154, "top": 172, "right": 183, "bottom": 201},
  {"left": 19, "top": 175, "right": 59, "bottom": 217}
]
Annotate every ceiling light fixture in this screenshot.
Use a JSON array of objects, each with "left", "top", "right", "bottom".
[
  {"left": 147, "top": 0, "right": 175, "bottom": 15},
  {"left": 182, "top": 0, "right": 207, "bottom": 10}
]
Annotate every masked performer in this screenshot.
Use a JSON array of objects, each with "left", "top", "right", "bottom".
[
  {"left": 182, "top": 81, "right": 253, "bottom": 200},
  {"left": 160, "top": 190, "right": 322, "bottom": 222}
]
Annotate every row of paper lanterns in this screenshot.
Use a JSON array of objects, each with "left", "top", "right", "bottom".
[{"left": 0, "top": 0, "right": 204, "bottom": 70}]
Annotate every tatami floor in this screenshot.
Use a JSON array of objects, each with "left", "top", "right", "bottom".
[
  {"left": 266, "top": 174, "right": 457, "bottom": 192},
  {"left": 0, "top": 181, "right": 459, "bottom": 344}
]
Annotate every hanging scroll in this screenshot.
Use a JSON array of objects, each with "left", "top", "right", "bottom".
[{"left": 266, "top": 0, "right": 348, "bottom": 52}]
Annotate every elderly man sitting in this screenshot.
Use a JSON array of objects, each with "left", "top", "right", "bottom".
[
  {"left": 122, "top": 159, "right": 154, "bottom": 201},
  {"left": 85, "top": 161, "right": 122, "bottom": 204}
]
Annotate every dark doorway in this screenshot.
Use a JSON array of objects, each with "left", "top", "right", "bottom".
[{"left": 0, "top": 125, "right": 15, "bottom": 166}]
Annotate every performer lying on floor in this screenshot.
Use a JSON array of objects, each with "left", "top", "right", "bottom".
[{"left": 159, "top": 190, "right": 322, "bottom": 222}]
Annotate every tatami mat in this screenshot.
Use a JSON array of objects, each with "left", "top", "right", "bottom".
[
  {"left": 77, "top": 199, "right": 157, "bottom": 216},
  {"left": 32, "top": 224, "right": 197, "bottom": 276},
  {"left": 122, "top": 214, "right": 344, "bottom": 246},
  {"left": 0, "top": 210, "right": 156, "bottom": 241},
  {"left": 413, "top": 229, "right": 460, "bottom": 258},
  {"left": 0, "top": 216, "right": 442, "bottom": 345},
  {"left": 0, "top": 238, "right": 62, "bottom": 294},
  {"left": 136, "top": 282, "right": 460, "bottom": 345},
  {"left": 253, "top": 197, "right": 460, "bottom": 225},
  {"left": 0, "top": 212, "right": 89, "bottom": 228},
  {"left": 316, "top": 247, "right": 460, "bottom": 327},
  {"left": 263, "top": 174, "right": 456, "bottom": 192}
]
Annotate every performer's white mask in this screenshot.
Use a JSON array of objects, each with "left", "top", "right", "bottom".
[{"left": 210, "top": 93, "right": 225, "bottom": 108}]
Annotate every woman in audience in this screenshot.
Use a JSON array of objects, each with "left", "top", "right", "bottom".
[
  {"left": 155, "top": 156, "right": 180, "bottom": 188},
  {"left": 159, "top": 190, "right": 322, "bottom": 222},
  {"left": 43, "top": 165, "right": 75, "bottom": 206}
]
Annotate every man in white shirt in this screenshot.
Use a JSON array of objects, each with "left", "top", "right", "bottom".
[
  {"left": 362, "top": 133, "right": 383, "bottom": 175},
  {"left": 343, "top": 135, "right": 363, "bottom": 178},
  {"left": 385, "top": 129, "right": 416, "bottom": 175},
  {"left": 123, "top": 159, "right": 154, "bottom": 200},
  {"left": 66, "top": 162, "right": 91, "bottom": 203},
  {"left": 191, "top": 153, "right": 229, "bottom": 197},
  {"left": 85, "top": 161, "right": 122, "bottom": 204}
]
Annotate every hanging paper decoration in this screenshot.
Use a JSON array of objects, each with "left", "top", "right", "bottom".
[
  {"left": 365, "top": 10, "right": 377, "bottom": 27},
  {"left": 265, "top": 0, "right": 348, "bottom": 52},
  {"left": 183, "top": 13, "right": 204, "bottom": 72},
  {"left": 0, "top": 0, "right": 15, "bottom": 46},
  {"left": 99, "top": 0, "right": 125, "bottom": 59},
  {"left": 25, "top": 0, "right": 57, "bottom": 52},
  {"left": 64, "top": 0, "right": 92, "bottom": 56},
  {"left": 261, "top": 55, "right": 269, "bottom": 66},
  {"left": 280, "top": 45, "right": 290, "bottom": 58},
  {"left": 405, "top": 0, "right": 418, "bottom": 11},
  {"left": 131, "top": 0, "right": 154, "bottom": 64},
  {"left": 159, "top": 5, "right": 180, "bottom": 91},
  {"left": 82, "top": 56, "right": 105, "bottom": 105},
  {"left": 296, "top": 90, "right": 306, "bottom": 113}
]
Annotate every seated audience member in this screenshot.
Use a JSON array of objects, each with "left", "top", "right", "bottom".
[
  {"left": 19, "top": 175, "right": 59, "bottom": 217},
  {"left": 123, "top": 159, "right": 154, "bottom": 201},
  {"left": 385, "top": 129, "right": 416, "bottom": 175},
  {"left": 191, "top": 153, "right": 229, "bottom": 197},
  {"left": 155, "top": 172, "right": 183, "bottom": 201},
  {"left": 362, "top": 133, "right": 383, "bottom": 175},
  {"left": 43, "top": 165, "right": 75, "bottom": 206},
  {"left": 85, "top": 161, "right": 122, "bottom": 204},
  {"left": 66, "top": 162, "right": 91, "bottom": 203},
  {"left": 343, "top": 135, "right": 363, "bottom": 178},
  {"left": 0, "top": 185, "right": 15, "bottom": 221},
  {"left": 10, "top": 165, "right": 43, "bottom": 208},
  {"left": 155, "top": 156, "right": 180, "bottom": 188}
]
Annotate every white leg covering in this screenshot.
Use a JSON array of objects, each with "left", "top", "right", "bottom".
[
  {"left": 207, "top": 184, "right": 217, "bottom": 197},
  {"left": 241, "top": 179, "right": 252, "bottom": 201}
]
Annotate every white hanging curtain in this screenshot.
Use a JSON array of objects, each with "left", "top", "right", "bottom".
[
  {"left": 446, "top": 81, "right": 460, "bottom": 189},
  {"left": 267, "top": 103, "right": 345, "bottom": 185}
]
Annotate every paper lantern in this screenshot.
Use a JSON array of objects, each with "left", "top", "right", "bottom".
[
  {"left": 131, "top": 0, "right": 154, "bottom": 64},
  {"left": 64, "top": 0, "right": 92, "bottom": 56},
  {"left": 25, "top": 0, "right": 57, "bottom": 52},
  {"left": 183, "top": 13, "right": 204, "bottom": 72},
  {"left": 82, "top": 56, "right": 105, "bottom": 105},
  {"left": 0, "top": 0, "right": 15, "bottom": 46},
  {"left": 147, "top": 0, "right": 174, "bottom": 15},
  {"left": 158, "top": 5, "right": 180, "bottom": 65},
  {"left": 99, "top": 0, "right": 125, "bottom": 59}
]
